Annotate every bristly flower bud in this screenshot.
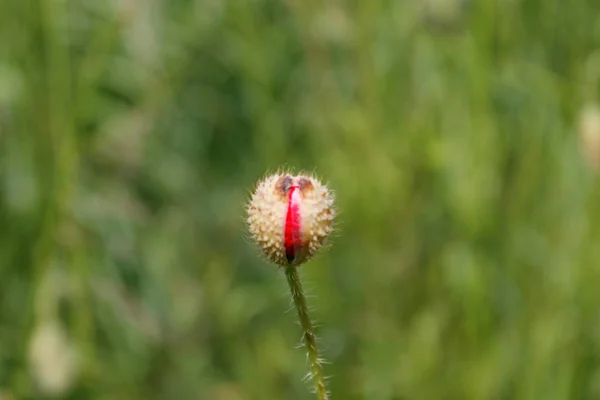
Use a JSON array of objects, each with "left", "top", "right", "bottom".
[{"left": 247, "top": 172, "right": 335, "bottom": 267}]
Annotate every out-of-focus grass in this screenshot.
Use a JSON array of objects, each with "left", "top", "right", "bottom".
[{"left": 1, "top": 0, "right": 600, "bottom": 399}]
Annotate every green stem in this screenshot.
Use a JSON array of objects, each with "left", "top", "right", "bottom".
[{"left": 285, "top": 267, "right": 329, "bottom": 400}]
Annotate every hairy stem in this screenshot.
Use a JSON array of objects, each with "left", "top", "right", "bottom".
[{"left": 285, "top": 267, "right": 328, "bottom": 400}]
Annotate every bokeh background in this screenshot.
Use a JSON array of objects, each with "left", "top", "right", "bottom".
[{"left": 2, "top": 0, "right": 600, "bottom": 399}]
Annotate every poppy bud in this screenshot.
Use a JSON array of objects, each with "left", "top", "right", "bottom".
[{"left": 247, "top": 172, "right": 335, "bottom": 267}]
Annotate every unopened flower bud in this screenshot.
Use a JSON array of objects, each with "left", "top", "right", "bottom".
[{"left": 247, "top": 172, "right": 335, "bottom": 267}]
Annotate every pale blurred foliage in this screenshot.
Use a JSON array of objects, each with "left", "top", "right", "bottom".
[
  {"left": 29, "top": 320, "right": 79, "bottom": 397},
  {"left": 579, "top": 103, "right": 600, "bottom": 171}
]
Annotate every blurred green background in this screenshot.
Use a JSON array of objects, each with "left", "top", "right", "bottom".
[{"left": 2, "top": 0, "right": 600, "bottom": 399}]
